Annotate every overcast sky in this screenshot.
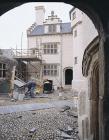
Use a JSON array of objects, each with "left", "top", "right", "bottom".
[{"left": 0, "top": 2, "right": 73, "bottom": 49}]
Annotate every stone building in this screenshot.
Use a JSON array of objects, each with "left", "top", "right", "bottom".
[
  {"left": 1, "top": 1, "right": 109, "bottom": 140},
  {"left": 27, "top": 6, "right": 73, "bottom": 89}
]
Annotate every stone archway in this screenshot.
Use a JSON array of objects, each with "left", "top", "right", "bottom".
[
  {"left": 0, "top": 1, "right": 108, "bottom": 140},
  {"left": 65, "top": 68, "right": 73, "bottom": 85},
  {"left": 82, "top": 36, "right": 99, "bottom": 140},
  {"left": 90, "top": 61, "right": 99, "bottom": 140}
]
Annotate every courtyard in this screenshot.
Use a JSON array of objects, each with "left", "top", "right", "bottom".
[{"left": 0, "top": 90, "right": 79, "bottom": 140}]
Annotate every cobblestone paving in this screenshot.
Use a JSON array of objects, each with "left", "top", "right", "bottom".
[
  {"left": 0, "top": 90, "right": 75, "bottom": 106},
  {"left": 0, "top": 108, "right": 79, "bottom": 140}
]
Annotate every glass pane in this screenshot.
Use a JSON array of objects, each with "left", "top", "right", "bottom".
[
  {"left": 46, "top": 70, "right": 50, "bottom": 75},
  {"left": 47, "top": 44, "right": 50, "bottom": 48},
  {"left": 3, "top": 70, "right": 6, "bottom": 77},
  {"left": 54, "top": 65, "right": 57, "bottom": 69},
  {"left": 44, "top": 65, "right": 46, "bottom": 69},
  {"left": 47, "top": 49, "right": 50, "bottom": 54},
  {"left": 44, "top": 44, "right": 46, "bottom": 48},
  {"left": 51, "top": 65, "right": 53, "bottom": 69},
  {"left": 0, "top": 70, "right": 2, "bottom": 77},
  {"left": 53, "top": 25, "right": 56, "bottom": 32},
  {"left": 0, "top": 63, "right": 2, "bottom": 69},
  {"left": 47, "top": 65, "right": 50, "bottom": 69},
  {"left": 44, "top": 49, "right": 46, "bottom": 54},
  {"left": 54, "top": 49, "right": 57, "bottom": 54},
  {"left": 51, "top": 49, "right": 53, "bottom": 54},
  {"left": 32, "top": 50, "right": 35, "bottom": 54},
  {"left": 54, "top": 44, "right": 57, "bottom": 48},
  {"left": 54, "top": 70, "right": 57, "bottom": 76},
  {"left": 51, "top": 44, "right": 53, "bottom": 48},
  {"left": 49, "top": 25, "right": 52, "bottom": 32},
  {"left": 44, "top": 70, "right": 46, "bottom": 75},
  {"left": 51, "top": 70, "right": 53, "bottom": 76}
]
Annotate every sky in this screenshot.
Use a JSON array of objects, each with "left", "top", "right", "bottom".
[{"left": 0, "top": 2, "right": 73, "bottom": 49}]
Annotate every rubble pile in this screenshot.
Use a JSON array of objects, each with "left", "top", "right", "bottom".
[{"left": 0, "top": 108, "right": 79, "bottom": 140}]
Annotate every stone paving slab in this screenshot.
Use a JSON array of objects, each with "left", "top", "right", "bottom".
[
  {"left": 0, "top": 103, "right": 53, "bottom": 114},
  {"left": 0, "top": 100, "right": 74, "bottom": 114},
  {"left": 50, "top": 100, "right": 74, "bottom": 108}
]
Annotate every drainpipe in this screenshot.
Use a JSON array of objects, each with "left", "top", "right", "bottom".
[{"left": 60, "top": 24, "right": 63, "bottom": 88}]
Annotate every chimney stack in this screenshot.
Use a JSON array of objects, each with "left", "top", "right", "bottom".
[{"left": 35, "top": 6, "right": 45, "bottom": 25}]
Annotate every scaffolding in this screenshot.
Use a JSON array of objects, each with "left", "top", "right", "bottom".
[{"left": 13, "top": 48, "right": 43, "bottom": 83}]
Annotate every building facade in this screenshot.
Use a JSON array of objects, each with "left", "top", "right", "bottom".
[
  {"left": 69, "top": 8, "right": 98, "bottom": 92},
  {"left": 27, "top": 6, "right": 73, "bottom": 89},
  {"left": 27, "top": 6, "right": 98, "bottom": 91}
]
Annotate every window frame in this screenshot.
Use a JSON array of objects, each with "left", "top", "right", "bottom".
[
  {"left": 48, "top": 24, "right": 56, "bottom": 33},
  {"left": 43, "top": 43, "right": 58, "bottom": 55},
  {"left": 0, "top": 63, "right": 6, "bottom": 78},
  {"left": 43, "top": 64, "right": 58, "bottom": 76}
]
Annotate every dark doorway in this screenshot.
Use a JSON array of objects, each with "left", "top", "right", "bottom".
[{"left": 65, "top": 69, "right": 73, "bottom": 85}]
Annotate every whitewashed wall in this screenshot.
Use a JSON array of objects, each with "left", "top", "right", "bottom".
[
  {"left": 62, "top": 34, "right": 73, "bottom": 86},
  {"left": 28, "top": 33, "right": 74, "bottom": 88},
  {"left": 71, "top": 8, "right": 98, "bottom": 91}
]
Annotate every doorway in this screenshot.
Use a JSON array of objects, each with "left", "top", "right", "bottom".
[{"left": 65, "top": 69, "right": 73, "bottom": 85}]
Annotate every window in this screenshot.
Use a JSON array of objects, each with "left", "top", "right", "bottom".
[
  {"left": 43, "top": 64, "right": 58, "bottom": 76},
  {"left": 43, "top": 43, "right": 58, "bottom": 54},
  {"left": 74, "top": 57, "right": 78, "bottom": 64},
  {"left": 48, "top": 24, "right": 56, "bottom": 33},
  {"left": 74, "top": 30, "right": 77, "bottom": 37},
  {"left": 0, "top": 63, "right": 6, "bottom": 78},
  {"left": 72, "top": 12, "right": 76, "bottom": 20}
]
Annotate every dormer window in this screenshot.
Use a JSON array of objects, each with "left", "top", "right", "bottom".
[{"left": 48, "top": 24, "right": 56, "bottom": 33}]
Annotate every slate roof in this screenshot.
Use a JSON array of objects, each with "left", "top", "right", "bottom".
[{"left": 28, "top": 22, "right": 72, "bottom": 36}]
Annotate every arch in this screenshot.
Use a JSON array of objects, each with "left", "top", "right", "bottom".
[
  {"left": 65, "top": 68, "right": 73, "bottom": 85},
  {"left": 90, "top": 60, "right": 99, "bottom": 140},
  {"left": 63, "top": 67, "right": 73, "bottom": 86},
  {"left": 0, "top": 2, "right": 107, "bottom": 140},
  {"left": 82, "top": 36, "right": 99, "bottom": 77}
]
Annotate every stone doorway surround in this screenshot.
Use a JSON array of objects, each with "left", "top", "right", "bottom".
[{"left": 63, "top": 67, "right": 73, "bottom": 87}]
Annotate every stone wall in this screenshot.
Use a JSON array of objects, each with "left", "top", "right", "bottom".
[{"left": 0, "top": 56, "right": 17, "bottom": 94}]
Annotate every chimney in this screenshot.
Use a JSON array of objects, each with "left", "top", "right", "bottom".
[{"left": 35, "top": 6, "right": 45, "bottom": 25}]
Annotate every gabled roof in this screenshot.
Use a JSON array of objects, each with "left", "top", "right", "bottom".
[{"left": 28, "top": 22, "right": 72, "bottom": 36}]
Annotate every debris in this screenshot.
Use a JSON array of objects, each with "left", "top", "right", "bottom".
[
  {"left": 60, "top": 105, "right": 71, "bottom": 112},
  {"left": 11, "top": 98, "right": 16, "bottom": 102},
  {"left": 60, "top": 131, "right": 72, "bottom": 139},
  {"left": 68, "top": 126, "right": 73, "bottom": 131},
  {"left": 29, "top": 127, "right": 37, "bottom": 133},
  {"left": 67, "top": 111, "right": 78, "bottom": 118},
  {"left": 17, "top": 115, "right": 22, "bottom": 119},
  {"left": 32, "top": 112, "right": 36, "bottom": 115},
  {"left": 59, "top": 126, "right": 73, "bottom": 136}
]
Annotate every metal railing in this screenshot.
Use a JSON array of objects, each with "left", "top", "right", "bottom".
[{"left": 12, "top": 48, "right": 42, "bottom": 60}]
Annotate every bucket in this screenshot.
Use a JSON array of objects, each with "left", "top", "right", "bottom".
[
  {"left": 59, "top": 92, "right": 62, "bottom": 97},
  {"left": 18, "top": 94, "right": 25, "bottom": 101}
]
